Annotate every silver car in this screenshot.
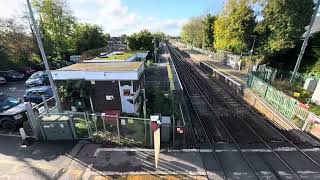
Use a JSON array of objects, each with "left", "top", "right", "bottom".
[{"left": 0, "top": 76, "right": 6, "bottom": 84}]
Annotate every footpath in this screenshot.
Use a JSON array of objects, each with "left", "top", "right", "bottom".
[{"left": 0, "top": 136, "right": 210, "bottom": 180}]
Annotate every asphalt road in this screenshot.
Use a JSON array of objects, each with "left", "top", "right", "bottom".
[{"left": 0, "top": 80, "right": 26, "bottom": 99}]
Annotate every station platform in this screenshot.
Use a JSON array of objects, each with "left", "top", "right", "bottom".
[{"left": 175, "top": 45, "right": 248, "bottom": 86}]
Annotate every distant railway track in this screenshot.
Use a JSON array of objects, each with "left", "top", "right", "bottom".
[{"left": 167, "top": 43, "right": 320, "bottom": 179}]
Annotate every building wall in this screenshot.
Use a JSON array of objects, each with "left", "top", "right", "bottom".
[{"left": 91, "top": 81, "right": 121, "bottom": 112}]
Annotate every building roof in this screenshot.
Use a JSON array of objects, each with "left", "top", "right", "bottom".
[
  {"left": 57, "top": 62, "right": 143, "bottom": 72},
  {"left": 52, "top": 62, "right": 145, "bottom": 81}
]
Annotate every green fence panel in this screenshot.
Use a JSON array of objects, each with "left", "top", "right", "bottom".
[
  {"left": 247, "top": 74, "right": 311, "bottom": 129},
  {"left": 264, "top": 86, "right": 297, "bottom": 119}
]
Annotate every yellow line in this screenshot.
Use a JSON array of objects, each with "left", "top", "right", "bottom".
[{"left": 167, "top": 63, "right": 175, "bottom": 91}]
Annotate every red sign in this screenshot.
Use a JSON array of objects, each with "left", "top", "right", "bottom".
[
  {"left": 151, "top": 121, "right": 159, "bottom": 132},
  {"left": 299, "top": 103, "right": 310, "bottom": 110}
]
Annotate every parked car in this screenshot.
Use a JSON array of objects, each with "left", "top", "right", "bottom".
[
  {"left": 0, "top": 76, "right": 6, "bottom": 84},
  {"left": 23, "top": 86, "right": 53, "bottom": 104},
  {"left": 0, "top": 94, "right": 27, "bottom": 129},
  {"left": 25, "top": 71, "right": 49, "bottom": 88},
  {"left": 0, "top": 70, "right": 24, "bottom": 81},
  {"left": 16, "top": 66, "right": 37, "bottom": 77}
]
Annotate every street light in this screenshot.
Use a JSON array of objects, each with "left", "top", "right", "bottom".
[
  {"left": 26, "top": 0, "right": 62, "bottom": 112},
  {"left": 249, "top": 35, "right": 257, "bottom": 54}
]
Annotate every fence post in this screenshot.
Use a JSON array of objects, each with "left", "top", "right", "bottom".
[
  {"left": 116, "top": 116, "right": 121, "bottom": 144},
  {"left": 68, "top": 113, "right": 77, "bottom": 140},
  {"left": 25, "top": 102, "right": 39, "bottom": 140},
  {"left": 302, "top": 113, "right": 311, "bottom": 131},
  {"left": 41, "top": 95, "right": 49, "bottom": 113}
]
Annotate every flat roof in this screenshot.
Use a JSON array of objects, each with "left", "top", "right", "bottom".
[{"left": 57, "top": 62, "right": 143, "bottom": 72}]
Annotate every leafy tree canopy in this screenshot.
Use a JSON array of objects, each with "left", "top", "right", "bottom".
[
  {"left": 126, "top": 30, "right": 154, "bottom": 53},
  {"left": 256, "top": 0, "right": 314, "bottom": 54},
  {"left": 32, "top": 0, "right": 76, "bottom": 60},
  {"left": 74, "top": 24, "right": 109, "bottom": 54},
  {"left": 181, "top": 17, "right": 205, "bottom": 48},
  {"left": 214, "top": 0, "right": 255, "bottom": 53}
]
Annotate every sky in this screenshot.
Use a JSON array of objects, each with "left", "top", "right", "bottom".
[{"left": 0, "top": 0, "right": 226, "bottom": 36}]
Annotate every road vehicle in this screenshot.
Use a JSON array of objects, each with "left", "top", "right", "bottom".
[
  {"left": 0, "top": 70, "right": 24, "bottom": 81},
  {"left": 0, "top": 76, "right": 6, "bottom": 84},
  {"left": 0, "top": 94, "right": 27, "bottom": 129},
  {"left": 25, "top": 71, "right": 49, "bottom": 88},
  {"left": 23, "top": 86, "right": 53, "bottom": 104}
]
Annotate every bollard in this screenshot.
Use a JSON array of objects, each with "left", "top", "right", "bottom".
[{"left": 19, "top": 128, "right": 27, "bottom": 140}]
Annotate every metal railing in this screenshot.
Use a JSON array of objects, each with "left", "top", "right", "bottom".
[{"left": 247, "top": 73, "right": 320, "bottom": 131}]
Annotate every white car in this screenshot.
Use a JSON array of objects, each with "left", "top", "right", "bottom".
[{"left": 0, "top": 76, "right": 6, "bottom": 84}]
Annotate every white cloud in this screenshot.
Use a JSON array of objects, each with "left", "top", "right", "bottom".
[
  {"left": 69, "top": 0, "right": 185, "bottom": 36},
  {"left": 0, "top": 0, "right": 26, "bottom": 19},
  {"left": 0, "top": 0, "right": 185, "bottom": 36}
]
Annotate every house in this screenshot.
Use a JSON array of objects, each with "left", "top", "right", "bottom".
[{"left": 51, "top": 61, "right": 145, "bottom": 116}]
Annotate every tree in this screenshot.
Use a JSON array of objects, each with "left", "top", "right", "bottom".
[
  {"left": 0, "top": 18, "right": 38, "bottom": 67},
  {"left": 214, "top": 0, "right": 255, "bottom": 53},
  {"left": 153, "top": 32, "right": 166, "bottom": 47},
  {"left": 203, "top": 14, "right": 216, "bottom": 50},
  {"left": 32, "top": 0, "right": 76, "bottom": 60},
  {"left": 74, "top": 24, "right": 109, "bottom": 54},
  {"left": 257, "top": 0, "right": 314, "bottom": 54},
  {"left": 181, "top": 17, "right": 205, "bottom": 48},
  {"left": 126, "top": 30, "right": 154, "bottom": 53}
]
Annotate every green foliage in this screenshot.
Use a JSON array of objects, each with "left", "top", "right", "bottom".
[
  {"left": 74, "top": 24, "right": 109, "bottom": 54},
  {"left": 214, "top": 0, "right": 255, "bottom": 53},
  {"left": 58, "top": 80, "right": 91, "bottom": 110},
  {"left": 153, "top": 32, "right": 166, "bottom": 47},
  {"left": 301, "top": 32, "right": 320, "bottom": 75},
  {"left": 126, "top": 30, "right": 154, "bottom": 53},
  {"left": 33, "top": 0, "right": 77, "bottom": 60},
  {"left": 181, "top": 16, "right": 205, "bottom": 48},
  {"left": 203, "top": 14, "right": 216, "bottom": 50},
  {"left": 257, "top": 0, "right": 314, "bottom": 54},
  {"left": 146, "top": 84, "right": 174, "bottom": 116},
  {"left": 0, "top": 18, "right": 39, "bottom": 68}
]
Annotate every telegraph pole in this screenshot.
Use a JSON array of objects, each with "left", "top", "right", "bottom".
[
  {"left": 26, "top": 0, "right": 62, "bottom": 112},
  {"left": 290, "top": 0, "right": 320, "bottom": 83}
]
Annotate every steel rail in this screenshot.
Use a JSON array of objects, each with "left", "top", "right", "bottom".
[
  {"left": 173, "top": 44, "right": 320, "bottom": 177},
  {"left": 169, "top": 45, "right": 262, "bottom": 180}
]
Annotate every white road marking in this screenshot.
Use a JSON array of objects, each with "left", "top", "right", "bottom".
[{"left": 94, "top": 147, "right": 320, "bottom": 157}]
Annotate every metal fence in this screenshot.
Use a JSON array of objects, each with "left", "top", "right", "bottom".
[{"left": 247, "top": 73, "right": 314, "bottom": 129}]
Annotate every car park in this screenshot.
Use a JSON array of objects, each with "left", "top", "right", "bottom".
[
  {"left": 0, "top": 70, "right": 24, "bottom": 81},
  {"left": 25, "top": 71, "right": 49, "bottom": 88},
  {"left": 23, "top": 86, "right": 53, "bottom": 104},
  {"left": 0, "top": 76, "right": 6, "bottom": 84},
  {"left": 0, "top": 93, "right": 27, "bottom": 129}
]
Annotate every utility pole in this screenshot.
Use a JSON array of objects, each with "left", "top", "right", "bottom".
[
  {"left": 26, "top": 0, "right": 62, "bottom": 112},
  {"left": 290, "top": 0, "right": 320, "bottom": 83},
  {"left": 153, "top": 38, "right": 157, "bottom": 63}
]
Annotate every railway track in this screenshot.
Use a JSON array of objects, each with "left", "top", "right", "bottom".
[{"left": 166, "top": 43, "right": 320, "bottom": 179}]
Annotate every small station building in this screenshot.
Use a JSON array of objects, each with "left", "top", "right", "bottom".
[{"left": 52, "top": 61, "right": 145, "bottom": 116}]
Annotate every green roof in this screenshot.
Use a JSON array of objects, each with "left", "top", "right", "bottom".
[{"left": 95, "top": 51, "right": 147, "bottom": 61}]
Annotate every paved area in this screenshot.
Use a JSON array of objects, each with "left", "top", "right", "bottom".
[
  {"left": 0, "top": 136, "right": 77, "bottom": 180},
  {"left": 174, "top": 44, "right": 248, "bottom": 85},
  {"left": 0, "top": 81, "right": 26, "bottom": 99}
]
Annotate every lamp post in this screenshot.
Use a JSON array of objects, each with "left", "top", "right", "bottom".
[
  {"left": 290, "top": 0, "right": 320, "bottom": 83},
  {"left": 26, "top": 0, "right": 62, "bottom": 112},
  {"left": 250, "top": 35, "right": 257, "bottom": 54}
]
